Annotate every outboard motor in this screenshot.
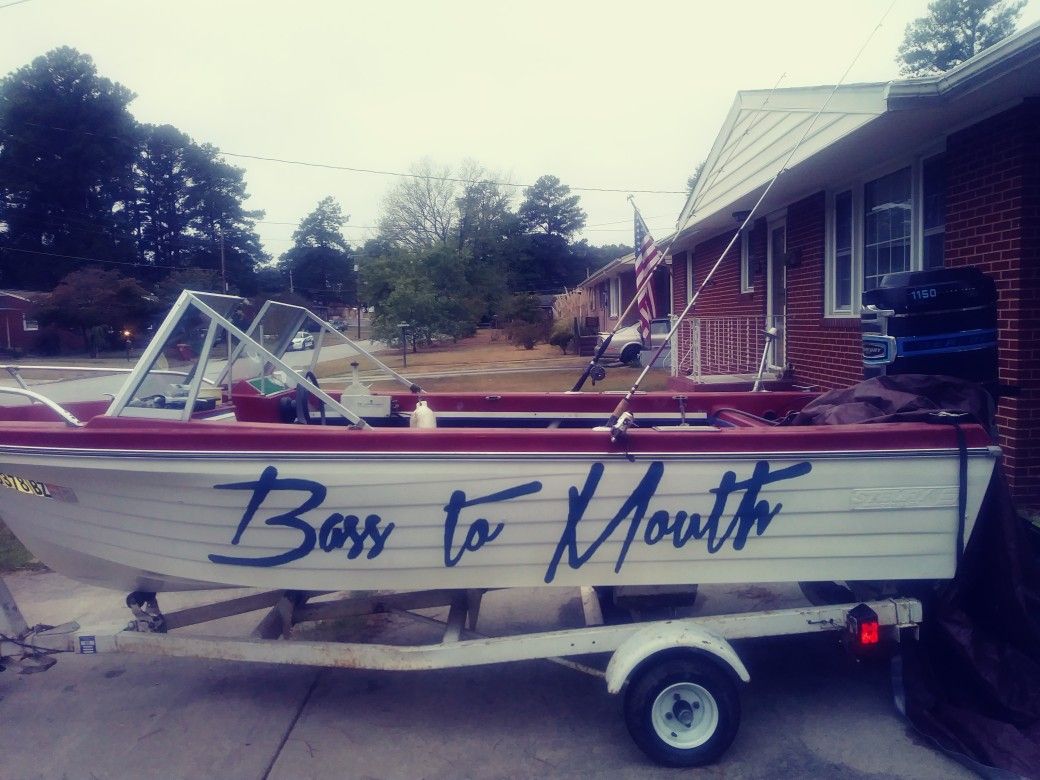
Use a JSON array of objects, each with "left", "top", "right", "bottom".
[{"left": 861, "top": 267, "right": 998, "bottom": 392}]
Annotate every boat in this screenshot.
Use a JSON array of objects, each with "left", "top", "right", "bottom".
[{"left": 0, "top": 291, "right": 998, "bottom": 594}]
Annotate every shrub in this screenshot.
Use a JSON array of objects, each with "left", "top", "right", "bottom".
[
  {"left": 548, "top": 329, "right": 573, "bottom": 354},
  {"left": 34, "top": 326, "right": 63, "bottom": 356},
  {"left": 509, "top": 322, "right": 544, "bottom": 350}
]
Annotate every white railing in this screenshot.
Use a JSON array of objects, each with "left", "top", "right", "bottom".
[{"left": 671, "top": 316, "right": 784, "bottom": 379}]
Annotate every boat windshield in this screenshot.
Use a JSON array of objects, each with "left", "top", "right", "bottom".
[
  {"left": 104, "top": 291, "right": 408, "bottom": 424},
  {"left": 110, "top": 292, "right": 248, "bottom": 419}
]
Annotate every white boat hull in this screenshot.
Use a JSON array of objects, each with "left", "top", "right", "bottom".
[{"left": 0, "top": 446, "right": 997, "bottom": 593}]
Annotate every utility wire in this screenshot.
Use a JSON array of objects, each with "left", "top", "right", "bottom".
[
  {"left": 222, "top": 151, "right": 688, "bottom": 195},
  {"left": 2, "top": 246, "right": 189, "bottom": 269},
  {"left": 0, "top": 0, "right": 36, "bottom": 10},
  {"left": 15, "top": 120, "right": 687, "bottom": 195}
]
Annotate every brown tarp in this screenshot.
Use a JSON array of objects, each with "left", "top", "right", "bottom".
[
  {"left": 903, "top": 466, "right": 1040, "bottom": 779},
  {"left": 784, "top": 374, "right": 995, "bottom": 429},
  {"left": 786, "top": 376, "right": 1040, "bottom": 778}
]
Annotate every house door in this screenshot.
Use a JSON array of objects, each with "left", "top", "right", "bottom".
[{"left": 766, "top": 219, "right": 787, "bottom": 368}]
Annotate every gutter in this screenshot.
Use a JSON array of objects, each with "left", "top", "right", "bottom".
[{"left": 886, "top": 19, "right": 1040, "bottom": 109}]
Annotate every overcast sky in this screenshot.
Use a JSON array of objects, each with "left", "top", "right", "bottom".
[{"left": 3, "top": 0, "right": 1038, "bottom": 261}]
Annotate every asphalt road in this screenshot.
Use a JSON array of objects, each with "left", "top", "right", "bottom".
[
  {"left": 0, "top": 336, "right": 384, "bottom": 407},
  {"left": 0, "top": 574, "right": 973, "bottom": 780}
]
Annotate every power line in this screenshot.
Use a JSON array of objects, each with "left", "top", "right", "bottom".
[
  {"left": 255, "top": 219, "right": 378, "bottom": 229},
  {"left": 16, "top": 120, "right": 688, "bottom": 195},
  {"left": 0, "top": 0, "right": 36, "bottom": 10},
  {"left": 222, "top": 151, "right": 688, "bottom": 195},
  {"left": 1, "top": 246, "right": 185, "bottom": 269}
]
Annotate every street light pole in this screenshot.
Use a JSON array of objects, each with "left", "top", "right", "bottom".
[
  {"left": 217, "top": 223, "right": 228, "bottom": 293},
  {"left": 354, "top": 262, "right": 361, "bottom": 340}
]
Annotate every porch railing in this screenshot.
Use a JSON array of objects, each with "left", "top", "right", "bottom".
[{"left": 671, "top": 316, "right": 784, "bottom": 379}]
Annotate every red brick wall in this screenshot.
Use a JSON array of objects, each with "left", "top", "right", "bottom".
[
  {"left": 671, "top": 252, "right": 691, "bottom": 365},
  {"left": 584, "top": 271, "right": 641, "bottom": 334},
  {"left": 946, "top": 99, "right": 1040, "bottom": 506},
  {"left": 676, "top": 195, "right": 864, "bottom": 388},
  {"left": 782, "top": 193, "right": 864, "bottom": 390},
  {"left": 670, "top": 101, "right": 1040, "bottom": 506},
  {"left": 687, "top": 230, "right": 764, "bottom": 317},
  {"left": 670, "top": 226, "right": 766, "bottom": 376}
]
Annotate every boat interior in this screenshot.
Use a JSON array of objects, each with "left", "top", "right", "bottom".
[{"left": 0, "top": 291, "right": 818, "bottom": 431}]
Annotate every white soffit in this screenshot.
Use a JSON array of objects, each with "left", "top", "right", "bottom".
[{"left": 677, "top": 84, "right": 887, "bottom": 234}]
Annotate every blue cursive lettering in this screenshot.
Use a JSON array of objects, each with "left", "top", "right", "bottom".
[
  {"left": 209, "top": 466, "right": 394, "bottom": 567},
  {"left": 543, "top": 460, "right": 812, "bottom": 582},
  {"left": 443, "top": 481, "right": 542, "bottom": 566}
]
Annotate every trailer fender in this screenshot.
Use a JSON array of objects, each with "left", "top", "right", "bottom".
[{"left": 605, "top": 622, "right": 749, "bottom": 695}]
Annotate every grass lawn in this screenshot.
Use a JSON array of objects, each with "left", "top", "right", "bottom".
[
  {"left": 316, "top": 328, "right": 672, "bottom": 393},
  {"left": 366, "top": 366, "right": 669, "bottom": 393}
]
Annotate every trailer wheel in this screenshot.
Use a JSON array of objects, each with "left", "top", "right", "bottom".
[{"left": 623, "top": 656, "right": 740, "bottom": 767}]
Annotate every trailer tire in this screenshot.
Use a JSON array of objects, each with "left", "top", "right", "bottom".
[{"left": 623, "top": 655, "right": 740, "bottom": 767}]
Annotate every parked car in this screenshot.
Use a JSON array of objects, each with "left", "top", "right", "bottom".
[
  {"left": 596, "top": 317, "right": 672, "bottom": 364},
  {"left": 289, "top": 331, "right": 315, "bottom": 351}
]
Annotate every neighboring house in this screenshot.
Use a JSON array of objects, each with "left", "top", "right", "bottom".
[
  {"left": 580, "top": 251, "right": 671, "bottom": 333},
  {"left": 666, "top": 22, "right": 1040, "bottom": 507},
  {"left": 0, "top": 290, "right": 40, "bottom": 352}
]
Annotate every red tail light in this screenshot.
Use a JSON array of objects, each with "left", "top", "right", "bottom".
[
  {"left": 846, "top": 603, "right": 881, "bottom": 652},
  {"left": 858, "top": 619, "right": 879, "bottom": 645}
]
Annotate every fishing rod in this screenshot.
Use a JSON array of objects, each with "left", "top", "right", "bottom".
[
  {"left": 605, "top": 1, "right": 898, "bottom": 440},
  {"left": 570, "top": 74, "right": 788, "bottom": 393},
  {"left": 570, "top": 201, "right": 674, "bottom": 391}
]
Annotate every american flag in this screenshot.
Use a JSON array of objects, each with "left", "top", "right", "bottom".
[{"left": 633, "top": 210, "right": 661, "bottom": 341}]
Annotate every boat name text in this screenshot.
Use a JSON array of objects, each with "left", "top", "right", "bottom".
[{"left": 208, "top": 460, "right": 812, "bottom": 576}]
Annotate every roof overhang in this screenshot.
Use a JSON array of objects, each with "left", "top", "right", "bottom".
[{"left": 670, "top": 20, "right": 1040, "bottom": 253}]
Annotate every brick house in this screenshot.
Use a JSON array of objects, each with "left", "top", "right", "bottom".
[
  {"left": 0, "top": 290, "right": 40, "bottom": 352},
  {"left": 666, "top": 24, "right": 1040, "bottom": 507},
  {"left": 579, "top": 251, "right": 672, "bottom": 334}
]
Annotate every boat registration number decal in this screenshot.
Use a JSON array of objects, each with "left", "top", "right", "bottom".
[{"left": 0, "top": 472, "right": 77, "bottom": 503}]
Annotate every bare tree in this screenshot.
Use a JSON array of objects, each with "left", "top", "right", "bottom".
[
  {"left": 378, "top": 159, "right": 459, "bottom": 250},
  {"left": 455, "top": 159, "right": 514, "bottom": 253}
]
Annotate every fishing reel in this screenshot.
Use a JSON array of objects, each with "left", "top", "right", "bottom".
[{"left": 589, "top": 364, "right": 607, "bottom": 385}]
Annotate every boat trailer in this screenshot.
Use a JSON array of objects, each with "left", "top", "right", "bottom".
[{"left": 0, "top": 576, "right": 922, "bottom": 767}]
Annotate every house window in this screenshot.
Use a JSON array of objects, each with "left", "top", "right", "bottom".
[
  {"left": 22, "top": 314, "right": 38, "bottom": 332},
  {"left": 863, "top": 166, "right": 912, "bottom": 292},
  {"left": 922, "top": 155, "right": 946, "bottom": 270},
  {"left": 825, "top": 154, "right": 946, "bottom": 317},
  {"left": 609, "top": 277, "right": 620, "bottom": 318},
  {"left": 740, "top": 230, "right": 754, "bottom": 292},
  {"left": 832, "top": 190, "right": 853, "bottom": 312}
]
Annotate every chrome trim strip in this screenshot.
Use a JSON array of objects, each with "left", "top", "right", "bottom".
[{"left": 0, "top": 444, "right": 1000, "bottom": 462}]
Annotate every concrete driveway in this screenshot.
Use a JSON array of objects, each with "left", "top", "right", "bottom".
[{"left": 0, "top": 573, "right": 972, "bottom": 780}]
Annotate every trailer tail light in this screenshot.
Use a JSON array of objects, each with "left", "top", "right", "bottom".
[{"left": 845, "top": 603, "right": 881, "bottom": 653}]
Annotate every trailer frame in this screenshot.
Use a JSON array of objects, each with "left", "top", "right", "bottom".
[{"left": 0, "top": 577, "right": 922, "bottom": 767}]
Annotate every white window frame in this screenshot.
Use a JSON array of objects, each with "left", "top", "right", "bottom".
[
  {"left": 824, "top": 149, "right": 946, "bottom": 318},
  {"left": 740, "top": 229, "right": 753, "bottom": 293},
  {"left": 608, "top": 277, "right": 621, "bottom": 318},
  {"left": 21, "top": 314, "right": 38, "bottom": 332}
]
